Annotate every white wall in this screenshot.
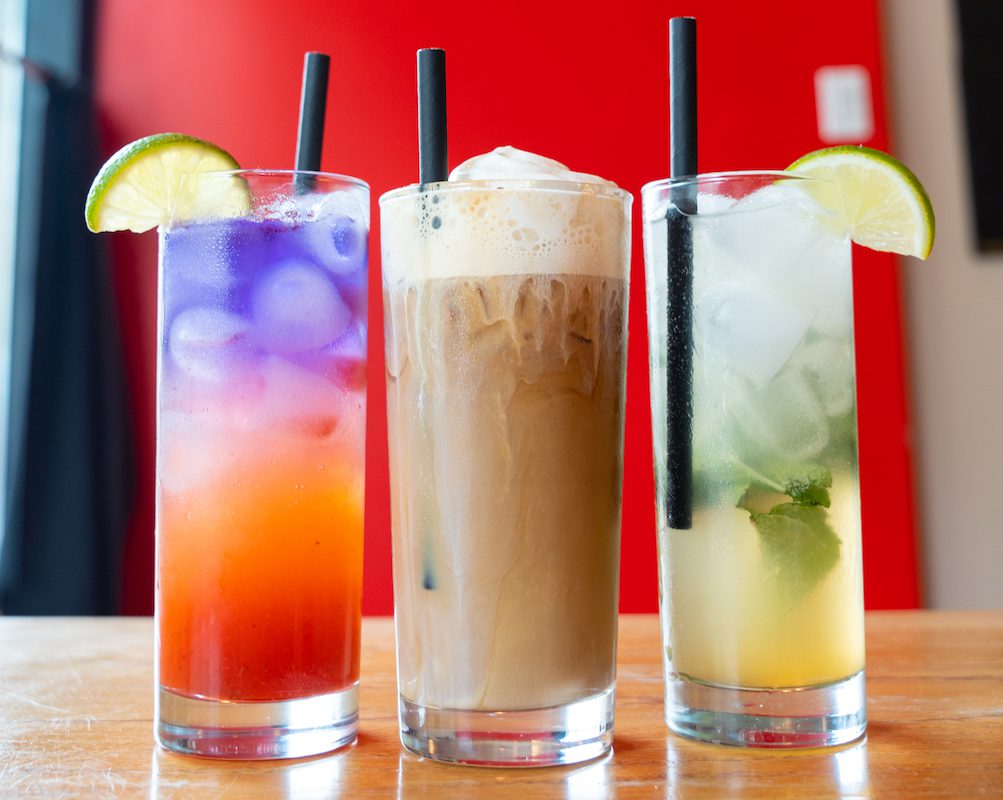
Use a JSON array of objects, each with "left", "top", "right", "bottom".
[{"left": 883, "top": 0, "right": 1003, "bottom": 608}]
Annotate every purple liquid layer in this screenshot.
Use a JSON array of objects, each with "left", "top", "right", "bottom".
[{"left": 160, "top": 213, "right": 368, "bottom": 390}]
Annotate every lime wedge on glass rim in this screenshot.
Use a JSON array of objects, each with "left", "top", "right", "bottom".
[
  {"left": 787, "top": 145, "right": 935, "bottom": 259},
  {"left": 85, "top": 133, "right": 250, "bottom": 233}
]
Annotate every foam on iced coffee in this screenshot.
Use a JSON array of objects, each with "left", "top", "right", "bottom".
[{"left": 380, "top": 146, "right": 629, "bottom": 284}]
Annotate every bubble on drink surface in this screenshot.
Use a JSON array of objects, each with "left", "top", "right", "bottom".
[
  {"left": 380, "top": 147, "right": 629, "bottom": 285},
  {"left": 732, "top": 368, "right": 831, "bottom": 460},
  {"left": 391, "top": 186, "right": 626, "bottom": 284},
  {"left": 697, "top": 282, "right": 812, "bottom": 386},
  {"left": 252, "top": 260, "right": 351, "bottom": 354},
  {"left": 168, "top": 306, "right": 251, "bottom": 383},
  {"left": 263, "top": 182, "right": 367, "bottom": 221},
  {"left": 259, "top": 195, "right": 312, "bottom": 226}
]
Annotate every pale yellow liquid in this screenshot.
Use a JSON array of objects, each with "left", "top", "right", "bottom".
[{"left": 659, "top": 475, "right": 864, "bottom": 688}]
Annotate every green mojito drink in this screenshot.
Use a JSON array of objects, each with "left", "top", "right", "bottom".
[{"left": 643, "top": 150, "right": 934, "bottom": 748}]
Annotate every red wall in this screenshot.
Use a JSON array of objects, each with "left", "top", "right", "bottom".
[{"left": 95, "top": 0, "right": 920, "bottom": 615}]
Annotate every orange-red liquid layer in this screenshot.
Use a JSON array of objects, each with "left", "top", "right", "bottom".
[{"left": 158, "top": 438, "right": 363, "bottom": 702}]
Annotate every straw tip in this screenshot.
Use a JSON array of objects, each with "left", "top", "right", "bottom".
[{"left": 669, "top": 17, "right": 696, "bottom": 30}]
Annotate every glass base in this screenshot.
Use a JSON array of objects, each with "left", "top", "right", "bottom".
[
  {"left": 157, "top": 683, "right": 358, "bottom": 759},
  {"left": 399, "top": 686, "right": 615, "bottom": 767},
  {"left": 666, "top": 670, "right": 866, "bottom": 748}
]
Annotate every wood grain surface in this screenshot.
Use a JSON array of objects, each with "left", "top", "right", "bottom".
[{"left": 1, "top": 612, "right": 1001, "bottom": 798}]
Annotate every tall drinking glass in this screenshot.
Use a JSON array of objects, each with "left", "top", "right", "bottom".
[
  {"left": 155, "top": 170, "right": 369, "bottom": 759},
  {"left": 642, "top": 172, "right": 866, "bottom": 747},
  {"left": 380, "top": 179, "right": 631, "bottom": 766}
]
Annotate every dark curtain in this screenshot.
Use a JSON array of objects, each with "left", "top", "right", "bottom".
[
  {"left": 0, "top": 65, "right": 134, "bottom": 613},
  {"left": 956, "top": 0, "right": 1003, "bottom": 250}
]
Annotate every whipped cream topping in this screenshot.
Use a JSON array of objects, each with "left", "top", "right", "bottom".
[{"left": 449, "top": 146, "right": 616, "bottom": 187}]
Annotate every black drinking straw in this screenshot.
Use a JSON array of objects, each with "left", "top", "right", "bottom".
[
  {"left": 295, "top": 51, "right": 330, "bottom": 192},
  {"left": 417, "top": 48, "right": 448, "bottom": 183},
  {"left": 415, "top": 48, "right": 448, "bottom": 592},
  {"left": 664, "top": 17, "right": 697, "bottom": 529}
]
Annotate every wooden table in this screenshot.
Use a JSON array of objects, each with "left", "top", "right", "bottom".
[{"left": 1, "top": 612, "right": 1001, "bottom": 798}]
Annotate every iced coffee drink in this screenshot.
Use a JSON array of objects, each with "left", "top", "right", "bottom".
[{"left": 381, "top": 147, "right": 631, "bottom": 766}]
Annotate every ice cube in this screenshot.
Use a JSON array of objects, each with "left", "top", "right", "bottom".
[
  {"left": 328, "top": 322, "right": 368, "bottom": 391},
  {"left": 792, "top": 339, "right": 856, "bottom": 418},
  {"left": 691, "top": 368, "right": 738, "bottom": 474},
  {"left": 732, "top": 368, "right": 830, "bottom": 461},
  {"left": 715, "top": 184, "right": 837, "bottom": 289},
  {"left": 263, "top": 183, "right": 367, "bottom": 224},
  {"left": 240, "top": 356, "right": 344, "bottom": 439},
  {"left": 251, "top": 260, "right": 351, "bottom": 354},
  {"left": 163, "top": 221, "right": 233, "bottom": 288},
  {"left": 697, "top": 282, "right": 812, "bottom": 386},
  {"left": 168, "top": 306, "right": 251, "bottom": 383},
  {"left": 311, "top": 183, "right": 368, "bottom": 220},
  {"left": 260, "top": 193, "right": 311, "bottom": 225},
  {"left": 293, "top": 319, "right": 368, "bottom": 391},
  {"left": 327, "top": 320, "right": 367, "bottom": 361},
  {"left": 158, "top": 411, "right": 236, "bottom": 494},
  {"left": 161, "top": 222, "right": 237, "bottom": 318},
  {"left": 644, "top": 190, "right": 734, "bottom": 223},
  {"left": 785, "top": 234, "right": 853, "bottom": 337},
  {"left": 303, "top": 215, "right": 368, "bottom": 275},
  {"left": 331, "top": 265, "right": 368, "bottom": 319},
  {"left": 226, "top": 217, "right": 287, "bottom": 271}
]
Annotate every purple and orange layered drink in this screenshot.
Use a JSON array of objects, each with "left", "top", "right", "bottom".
[{"left": 155, "top": 171, "right": 368, "bottom": 757}]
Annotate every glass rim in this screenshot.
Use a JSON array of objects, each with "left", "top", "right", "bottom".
[
  {"left": 641, "top": 170, "right": 834, "bottom": 195},
  {"left": 185, "top": 168, "right": 370, "bottom": 191},
  {"left": 379, "top": 178, "right": 632, "bottom": 206}
]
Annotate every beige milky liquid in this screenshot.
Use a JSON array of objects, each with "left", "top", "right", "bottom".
[{"left": 385, "top": 272, "right": 627, "bottom": 711}]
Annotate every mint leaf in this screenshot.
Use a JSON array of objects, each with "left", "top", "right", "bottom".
[
  {"left": 784, "top": 468, "right": 832, "bottom": 508},
  {"left": 749, "top": 502, "right": 840, "bottom": 602},
  {"left": 737, "top": 467, "right": 840, "bottom": 602}
]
